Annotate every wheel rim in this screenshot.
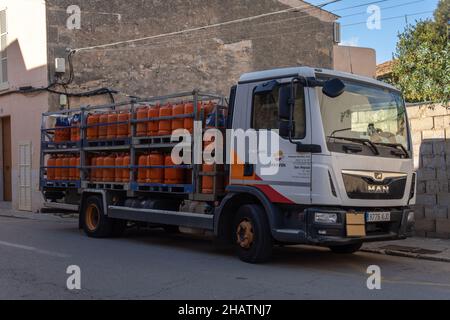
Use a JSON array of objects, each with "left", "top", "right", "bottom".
[
  {"left": 236, "top": 219, "right": 254, "bottom": 249},
  {"left": 85, "top": 204, "right": 100, "bottom": 231}
]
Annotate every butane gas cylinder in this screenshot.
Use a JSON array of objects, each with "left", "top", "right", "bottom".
[
  {"left": 90, "top": 157, "right": 97, "bottom": 181},
  {"left": 115, "top": 154, "right": 123, "bottom": 183},
  {"left": 107, "top": 112, "right": 118, "bottom": 139},
  {"left": 96, "top": 156, "right": 104, "bottom": 182},
  {"left": 61, "top": 157, "right": 70, "bottom": 181},
  {"left": 148, "top": 152, "right": 164, "bottom": 183},
  {"left": 202, "top": 140, "right": 224, "bottom": 194},
  {"left": 69, "top": 156, "right": 77, "bottom": 181},
  {"left": 87, "top": 114, "right": 100, "bottom": 140},
  {"left": 172, "top": 102, "right": 185, "bottom": 132},
  {"left": 47, "top": 156, "right": 57, "bottom": 180},
  {"left": 147, "top": 105, "right": 160, "bottom": 137},
  {"left": 138, "top": 154, "right": 148, "bottom": 183},
  {"left": 158, "top": 103, "right": 173, "bottom": 136},
  {"left": 122, "top": 154, "right": 130, "bottom": 182},
  {"left": 164, "top": 155, "right": 184, "bottom": 184},
  {"left": 103, "top": 154, "right": 116, "bottom": 182},
  {"left": 98, "top": 113, "right": 109, "bottom": 140},
  {"left": 136, "top": 106, "right": 149, "bottom": 137},
  {"left": 70, "top": 115, "right": 81, "bottom": 142},
  {"left": 117, "top": 112, "right": 130, "bottom": 138},
  {"left": 55, "top": 156, "right": 63, "bottom": 180},
  {"left": 75, "top": 156, "right": 81, "bottom": 180}
]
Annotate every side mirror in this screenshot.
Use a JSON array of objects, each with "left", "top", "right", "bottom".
[
  {"left": 279, "top": 85, "right": 291, "bottom": 120},
  {"left": 322, "top": 78, "right": 345, "bottom": 98},
  {"left": 279, "top": 120, "right": 295, "bottom": 139}
]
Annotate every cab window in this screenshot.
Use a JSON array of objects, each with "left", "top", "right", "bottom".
[{"left": 252, "top": 83, "right": 306, "bottom": 139}]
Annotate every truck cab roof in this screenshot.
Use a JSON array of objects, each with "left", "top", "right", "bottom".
[{"left": 238, "top": 66, "right": 400, "bottom": 92}]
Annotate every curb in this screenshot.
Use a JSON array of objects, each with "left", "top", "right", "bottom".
[
  {"left": 0, "top": 211, "right": 78, "bottom": 223},
  {"left": 361, "top": 248, "right": 450, "bottom": 263}
]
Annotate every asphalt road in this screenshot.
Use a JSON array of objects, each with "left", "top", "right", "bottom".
[{"left": 0, "top": 215, "right": 449, "bottom": 300}]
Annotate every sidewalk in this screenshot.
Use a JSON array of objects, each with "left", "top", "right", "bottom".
[
  {"left": 0, "top": 208, "right": 78, "bottom": 222},
  {"left": 362, "top": 237, "right": 450, "bottom": 263}
]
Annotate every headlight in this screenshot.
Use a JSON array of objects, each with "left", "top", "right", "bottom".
[
  {"left": 407, "top": 211, "right": 415, "bottom": 224},
  {"left": 315, "top": 212, "right": 338, "bottom": 224}
]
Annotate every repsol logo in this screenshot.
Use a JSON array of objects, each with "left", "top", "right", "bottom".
[{"left": 367, "top": 185, "right": 390, "bottom": 193}]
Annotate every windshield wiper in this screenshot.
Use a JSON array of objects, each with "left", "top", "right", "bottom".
[
  {"left": 328, "top": 136, "right": 380, "bottom": 155},
  {"left": 373, "top": 142, "right": 409, "bottom": 158}
]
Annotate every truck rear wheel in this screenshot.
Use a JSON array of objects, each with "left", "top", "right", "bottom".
[
  {"left": 233, "top": 204, "right": 273, "bottom": 263},
  {"left": 83, "top": 196, "right": 125, "bottom": 238},
  {"left": 329, "top": 243, "right": 362, "bottom": 254}
]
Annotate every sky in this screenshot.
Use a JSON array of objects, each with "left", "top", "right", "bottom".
[{"left": 308, "top": 0, "right": 440, "bottom": 64}]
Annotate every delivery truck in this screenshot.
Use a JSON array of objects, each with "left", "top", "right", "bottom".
[{"left": 40, "top": 66, "right": 416, "bottom": 263}]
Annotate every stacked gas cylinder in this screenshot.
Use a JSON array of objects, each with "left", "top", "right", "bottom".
[
  {"left": 47, "top": 101, "right": 226, "bottom": 193},
  {"left": 48, "top": 115, "right": 81, "bottom": 181}
]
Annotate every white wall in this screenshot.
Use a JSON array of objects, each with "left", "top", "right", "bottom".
[{"left": 0, "top": 0, "right": 48, "bottom": 211}]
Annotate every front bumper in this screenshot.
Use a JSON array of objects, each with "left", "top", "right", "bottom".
[{"left": 272, "top": 207, "right": 414, "bottom": 246}]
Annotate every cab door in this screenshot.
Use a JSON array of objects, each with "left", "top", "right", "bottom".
[{"left": 230, "top": 78, "right": 312, "bottom": 205}]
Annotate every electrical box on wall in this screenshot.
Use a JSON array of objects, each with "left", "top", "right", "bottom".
[{"left": 55, "top": 58, "right": 66, "bottom": 73}]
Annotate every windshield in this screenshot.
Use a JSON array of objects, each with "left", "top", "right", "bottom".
[{"left": 318, "top": 79, "right": 409, "bottom": 153}]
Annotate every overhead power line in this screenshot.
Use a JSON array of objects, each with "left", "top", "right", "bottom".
[
  {"left": 342, "top": 10, "right": 434, "bottom": 27},
  {"left": 72, "top": 0, "right": 341, "bottom": 52}
]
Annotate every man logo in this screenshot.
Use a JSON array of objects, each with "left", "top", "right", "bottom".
[
  {"left": 368, "top": 185, "right": 389, "bottom": 193},
  {"left": 374, "top": 172, "right": 383, "bottom": 181}
]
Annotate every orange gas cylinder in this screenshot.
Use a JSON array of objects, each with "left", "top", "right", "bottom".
[
  {"left": 202, "top": 140, "right": 224, "bottom": 194},
  {"left": 61, "top": 157, "right": 70, "bottom": 181},
  {"left": 164, "top": 155, "right": 184, "bottom": 185},
  {"left": 107, "top": 113, "right": 118, "bottom": 139},
  {"left": 122, "top": 154, "right": 130, "bottom": 182},
  {"left": 75, "top": 156, "right": 81, "bottom": 180},
  {"left": 103, "top": 154, "right": 116, "bottom": 182},
  {"left": 147, "top": 105, "right": 160, "bottom": 137},
  {"left": 69, "top": 156, "right": 77, "bottom": 181},
  {"left": 91, "top": 157, "right": 97, "bottom": 181},
  {"left": 55, "top": 157, "right": 63, "bottom": 180},
  {"left": 137, "top": 154, "right": 148, "bottom": 183},
  {"left": 184, "top": 102, "right": 203, "bottom": 133},
  {"left": 96, "top": 156, "right": 104, "bottom": 182},
  {"left": 98, "top": 113, "right": 109, "bottom": 140},
  {"left": 158, "top": 104, "right": 173, "bottom": 136},
  {"left": 136, "top": 107, "right": 149, "bottom": 137},
  {"left": 70, "top": 120, "right": 80, "bottom": 142},
  {"left": 87, "top": 114, "right": 100, "bottom": 140},
  {"left": 172, "top": 102, "right": 185, "bottom": 132},
  {"left": 117, "top": 112, "right": 130, "bottom": 138},
  {"left": 47, "top": 156, "right": 57, "bottom": 180},
  {"left": 148, "top": 152, "right": 164, "bottom": 183},
  {"left": 115, "top": 154, "right": 123, "bottom": 183}
]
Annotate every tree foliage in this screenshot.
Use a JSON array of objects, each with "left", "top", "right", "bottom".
[{"left": 391, "top": 0, "right": 449, "bottom": 103}]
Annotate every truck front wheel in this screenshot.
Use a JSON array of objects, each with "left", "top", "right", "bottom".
[
  {"left": 329, "top": 243, "right": 363, "bottom": 254},
  {"left": 233, "top": 204, "right": 273, "bottom": 263},
  {"left": 82, "top": 196, "right": 125, "bottom": 238}
]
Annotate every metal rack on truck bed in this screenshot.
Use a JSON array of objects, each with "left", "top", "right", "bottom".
[{"left": 40, "top": 90, "right": 227, "bottom": 210}]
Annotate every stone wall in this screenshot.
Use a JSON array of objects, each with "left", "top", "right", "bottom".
[
  {"left": 45, "top": 0, "right": 337, "bottom": 109},
  {"left": 408, "top": 102, "right": 450, "bottom": 238}
]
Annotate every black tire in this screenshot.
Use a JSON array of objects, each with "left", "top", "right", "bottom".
[
  {"left": 233, "top": 204, "right": 273, "bottom": 263},
  {"left": 82, "top": 196, "right": 122, "bottom": 238},
  {"left": 329, "top": 243, "right": 363, "bottom": 254}
]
